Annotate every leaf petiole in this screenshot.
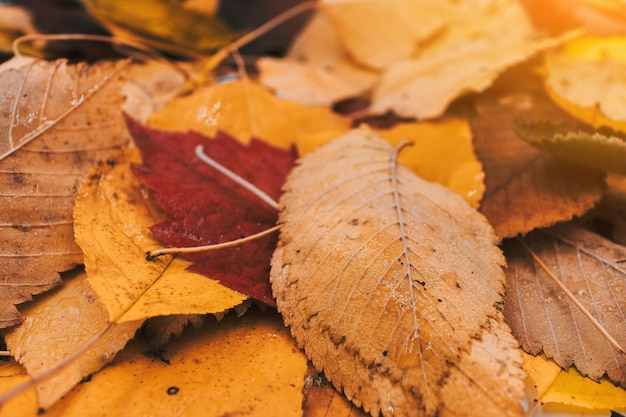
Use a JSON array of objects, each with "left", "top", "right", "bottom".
[{"left": 146, "top": 225, "right": 281, "bottom": 260}]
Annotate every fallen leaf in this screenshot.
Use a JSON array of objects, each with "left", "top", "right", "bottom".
[
  {"left": 81, "top": 0, "right": 233, "bottom": 57},
  {"left": 468, "top": 72, "right": 606, "bottom": 238},
  {"left": 39, "top": 311, "right": 306, "bottom": 417},
  {"left": 520, "top": 0, "right": 626, "bottom": 36},
  {"left": 541, "top": 366, "right": 626, "bottom": 409},
  {"left": 0, "top": 362, "right": 36, "bottom": 417},
  {"left": 369, "top": 0, "right": 564, "bottom": 119},
  {"left": 1, "top": 269, "right": 142, "bottom": 409},
  {"left": 258, "top": 10, "right": 379, "bottom": 106},
  {"left": 503, "top": 223, "right": 626, "bottom": 386},
  {"left": 513, "top": 120, "right": 626, "bottom": 174},
  {"left": 271, "top": 128, "right": 523, "bottom": 416},
  {"left": 73, "top": 145, "right": 246, "bottom": 322},
  {"left": 373, "top": 120, "right": 485, "bottom": 208},
  {"left": 129, "top": 117, "right": 296, "bottom": 305},
  {"left": 0, "top": 56, "right": 132, "bottom": 327},
  {"left": 319, "top": 0, "right": 456, "bottom": 70},
  {"left": 544, "top": 35, "right": 626, "bottom": 133},
  {"left": 147, "top": 79, "right": 351, "bottom": 151}
]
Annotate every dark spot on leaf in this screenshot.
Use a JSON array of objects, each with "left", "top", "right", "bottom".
[
  {"left": 106, "top": 159, "right": 117, "bottom": 166},
  {"left": 382, "top": 350, "right": 388, "bottom": 356},
  {"left": 37, "top": 408, "right": 45, "bottom": 415},
  {"left": 350, "top": 218, "right": 359, "bottom": 226},
  {"left": 167, "top": 386, "right": 179, "bottom": 395},
  {"left": 11, "top": 173, "right": 27, "bottom": 185},
  {"left": 437, "top": 298, "right": 442, "bottom": 303},
  {"left": 80, "top": 374, "right": 92, "bottom": 383},
  {"left": 11, "top": 224, "right": 29, "bottom": 232}
]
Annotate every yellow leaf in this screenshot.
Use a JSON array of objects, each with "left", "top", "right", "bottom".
[
  {"left": 374, "top": 120, "right": 485, "bottom": 208},
  {"left": 73, "top": 147, "right": 246, "bottom": 323},
  {"left": 296, "top": 120, "right": 485, "bottom": 207},
  {"left": 147, "top": 79, "right": 352, "bottom": 151},
  {"left": 542, "top": 367, "right": 626, "bottom": 410},
  {"left": 1, "top": 270, "right": 141, "bottom": 409},
  {"left": 0, "top": 363, "right": 37, "bottom": 417},
  {"left": 38, "top": 311, "right": 307, "bottom": 417},
  {"left": 82, "top": 0, "right": 233, "bottom": 57},
  {"left": 521, "top": 352, "right": 563, "bottom": 403},
  {"left": 545, "top": 35, "right": 626, "bottom": 132}
]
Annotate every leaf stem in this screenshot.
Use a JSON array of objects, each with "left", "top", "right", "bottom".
[
  {"left": 0, "top": 350, "right": 10, "bottom": 357},
  {"left": 518, "top": 237, "right": 626, "bottom": 357},
  {"left": 146, "top": 225, "right": 281, "bottom": 260},
  {"left": 195, "top": 145, "right": 279, "bottom": 209},
  {"left": 195, "top": 1, "right": 318, "bottom": 79}
]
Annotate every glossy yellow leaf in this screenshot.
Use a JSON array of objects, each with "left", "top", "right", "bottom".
[
  {"left": 147, "top": 79, "right": 351, "bottom": 151},
  {"left": 35, "top": 311, "right": 306, "bottom": 417},
  {"left": 73, "top": 147, "right": 246, "bottom": 323},
  {"left": 1, "top": 270, "right": 141, "bottom": 409},
  {"left": 521, "top": 352, "right": 562, "bottom": 403},
  {"left": 542, "top": 367, "right": 626, "bottom": 409},
  {"left": 0, "top": 363, "right": 37, "bottom": 417},
  {"left": 545, "top": 35, "right": 626, "bottom": 132}
]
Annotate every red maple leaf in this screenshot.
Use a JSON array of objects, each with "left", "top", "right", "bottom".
[{"left": 126, "top": 116, "right": 297, "bottom": 306}]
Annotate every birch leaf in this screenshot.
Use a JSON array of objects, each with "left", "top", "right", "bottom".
[
  {"left": 503, "top": 223, "right": 626, "bottom": 386},
  {"left": 1, "top": 269, "right": 142, "bottom": 409},
  {"left": 544, "top": 36, "right": 626, "bottom": 133},
  {"left": 73, "top": 146, "right": 246, "bottom": 323},
  {"left": 271, "top": 128, "right": 524, "bottom": 417},
  {"left": 0, "top": 56, "right": 132, "bottom": 328},
  {"left": 514, "top": 120, "right": 626, "bottom": 174}
]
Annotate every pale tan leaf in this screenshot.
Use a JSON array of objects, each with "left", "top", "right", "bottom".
[
  {"left": 0, "top": 57, "right": 132, "bottom": 327},
  {"left": 271, "top": 128, "right": 523, "bottom": 417},
  {"left": 369, "top": 0, "right": 562, "bottom": 119},
  {"left": 1, "top": 269, "right": 141, "bottom": 409},
  {"left": 503, "top": 223, "right": 626, "bottom": 386},
  {"left": 320, "top": 0, "right": 457, "bottom": 70},
  {"left": 439, "top": 317, "right": 525, "bottom": 417}
]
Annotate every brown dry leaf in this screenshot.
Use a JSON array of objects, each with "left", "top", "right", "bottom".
[
  {"left": 271, "top": 128, "right": 524, "bottom": 417},
  {"left": 1, "top": 269, "right": 141, "bottom": 409},
  {"left": 469, "top": 75, "right": 606, "bottom": 238},
  {"left": 73, "top": 147, "right": 246, "bottom": 323},
  {"left": 0, "top": 56, "right": 132, "bottom": 327},
  {"left": 503, "top": 223, "right": 626, "bottom": 386}
]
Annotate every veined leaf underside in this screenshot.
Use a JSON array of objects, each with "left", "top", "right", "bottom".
[
  {"left": 271, "top": 130, "right": 506, "bottom": 416},
  {"left": 0, "top": 58, "right": 131, "bottom": 161},
  {"left": 0, "top": 57, "right": 132, "bottom": 327},
  {"left": 504, "top": 223, "right": 626, "bottom": 385}
]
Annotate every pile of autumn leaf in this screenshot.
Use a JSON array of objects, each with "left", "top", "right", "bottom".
[{"left": 1, "top": 0, "right": 626, "bottom": 416}]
